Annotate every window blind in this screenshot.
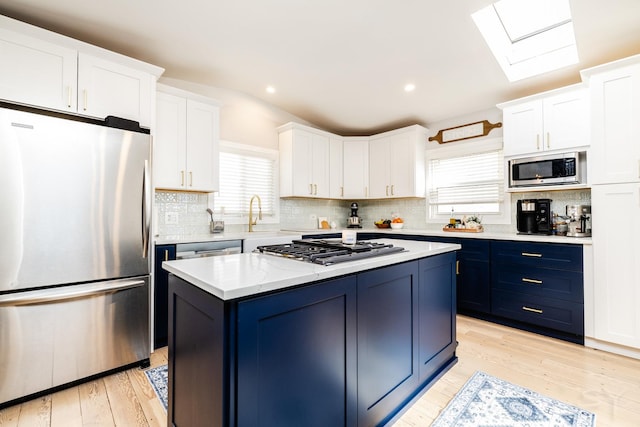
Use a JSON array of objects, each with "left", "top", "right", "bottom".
[
  {"left": 428, "top": 149, "right": 504, "bottom": 215},
  {"left": 216, "top": 150, "right": 276, "bottom": 217}
]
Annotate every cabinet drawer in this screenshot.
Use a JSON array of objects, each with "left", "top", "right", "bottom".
[
  {"left": 492, "top": 241, "right": 582, "bottom": 272},
  {"left": 492, "top": 289, "right": 583, "bottom": 335},
  {"left": 492, "top": 264, "right": 583, "bottom": 303}
]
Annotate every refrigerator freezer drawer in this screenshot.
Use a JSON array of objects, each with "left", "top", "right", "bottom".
[{"left": 0, "top": 276, "right": 150, "bottom": 406}]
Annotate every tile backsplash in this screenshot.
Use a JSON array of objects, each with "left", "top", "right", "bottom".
[
  {"left": 156, "top": 189, "right": 591, "bottom": 236},
  {"left": 154, "top": 191, "right": 210, "bottom": 236}
]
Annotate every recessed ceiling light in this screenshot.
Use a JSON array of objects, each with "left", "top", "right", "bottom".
[
  {"left": 266, "top": 85, "right": 276, "bottom": 94},
  {"left": 404, "top": 83, "right": 416, "bottom": 92}
]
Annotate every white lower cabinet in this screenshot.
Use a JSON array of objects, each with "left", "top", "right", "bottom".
[
  {"left": 342, "top": 138, "right": 369, "bottom": 199},
  {"left": 154, "top": 88, "right": 220, "bottom": 192},
  {"left": 591, "top": 183, "right": 640, "bottom": 350}
]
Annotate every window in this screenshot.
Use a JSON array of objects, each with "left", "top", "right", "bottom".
[
  {"left": 215, "top": 141, "right": 278, "bottom": 223},
  {"left": 472, "top": 0, "right": 578, "bottom": 81},
  {"left": 426, "top": 139, "right": 509, "bottom": 224}
]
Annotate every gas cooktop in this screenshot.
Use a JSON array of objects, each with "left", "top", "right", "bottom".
[{"left": 256, "top": 239, "right": 405, "bottom": 265}]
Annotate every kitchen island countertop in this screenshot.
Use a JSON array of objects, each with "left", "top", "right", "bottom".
[{"left": 162, "top": 238, "right": 460, "bottom": 300}]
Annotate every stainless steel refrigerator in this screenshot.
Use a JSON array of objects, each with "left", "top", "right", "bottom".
[{"left": 0, "top": 104, "right": 151, "bottom": 407}]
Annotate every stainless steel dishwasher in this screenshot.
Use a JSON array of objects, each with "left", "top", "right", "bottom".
[{"left": 175, "top": 240, "right": 242, "bottom": 259}]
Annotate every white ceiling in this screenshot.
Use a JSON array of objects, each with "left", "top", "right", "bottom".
[{"left": 1, "top": 0, "right": 639, "bottom": 135}]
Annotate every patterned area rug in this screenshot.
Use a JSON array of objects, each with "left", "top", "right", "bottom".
[
  {"left": 431, "top": 371, "right": 596, "bottom": 427},
  {"left": 145, "top": 365, "right": 168, "bottom": 411}
]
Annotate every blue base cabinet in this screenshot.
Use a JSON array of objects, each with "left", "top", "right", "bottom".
[
  {"left": 237, "top": 276, "right": 358, "bottom": 427},
  {"left": 167, "top": 253, "right": 457, "bottom": 427},
  {"left": 357, "top": 262, "right": 420, "bottom": 426},
  {"left": 490, "top": 241, "right": 584, "bottom": 343},
  {"left": 153, "top": 244, "right": 176, "bottom": 349}
]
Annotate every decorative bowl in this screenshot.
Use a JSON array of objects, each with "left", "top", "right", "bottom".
[
  {"left": 390, "top": 222, "right": 404, "bottom": 229},
  {"left": 374, "top": 223, "right": 390, "bottom": 228}
]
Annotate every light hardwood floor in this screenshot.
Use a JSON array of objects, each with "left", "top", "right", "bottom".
[{"left": 1, "top": 315, "right": 639, "bottom": 426}]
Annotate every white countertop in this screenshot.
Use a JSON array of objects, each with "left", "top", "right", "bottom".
[
  {"left": 155, "top": 230, "right": 302, "bottom": 245},
  {"left": 286, "top": 227, "right": 592, "bottom": 245},
  {"left": 162, "top": 238, "right": 460, "bottom": 300}
]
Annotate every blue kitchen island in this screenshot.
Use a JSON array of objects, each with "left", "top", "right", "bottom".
[{"left": 162, "top": 239, "right": 460, "bottom": 427}]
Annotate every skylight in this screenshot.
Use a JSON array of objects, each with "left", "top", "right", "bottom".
[{"left": 472, "top": 0, "right": 579, "bottom": 82}]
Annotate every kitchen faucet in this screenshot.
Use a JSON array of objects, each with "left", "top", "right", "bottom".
[{"left": 248, "top": 194, "right": 262, "bottom": 232}]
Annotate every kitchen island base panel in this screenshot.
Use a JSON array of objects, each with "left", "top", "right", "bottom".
[{"left": 167, "top": 252, "right": 457, "bottom": 427}]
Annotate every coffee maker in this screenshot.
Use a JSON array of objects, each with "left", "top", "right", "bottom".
[
  {"left": 347, "top": 202, "right": 362, "bottom": 228},
  {"left": 566, "top": 205, "right": 592, "bottom": 237},
  {"left": 517, "top": 199, "right": 552, "bottom": 234}
]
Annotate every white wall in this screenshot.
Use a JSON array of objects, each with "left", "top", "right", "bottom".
[{"left": 158, "top": 77, "right": 314, "bottom": 150}]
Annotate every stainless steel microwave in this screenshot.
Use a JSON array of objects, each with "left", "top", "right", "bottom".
[{"left": 509, "top": 151, "right": 586, "bottom": 188}]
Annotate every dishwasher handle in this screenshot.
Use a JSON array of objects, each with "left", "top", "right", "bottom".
[{"left": 176, "top": 247, "right": 241, "bottom": 259}]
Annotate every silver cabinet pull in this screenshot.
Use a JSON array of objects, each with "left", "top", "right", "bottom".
[
  {"left": 83, "top": 89, "right": 88, "bottom": 111},
  {"left": 386, "top": 185, "right": 389, "bottom": 196},
  {"left": 189, "top": 171, "right": 193, "bottom": 187},
  {"left": 391, "top": 184, "right": 395, "bottom": 196},
  {"left": 521, "top": 252, "right": 542, "bottom": 258},
  {"left": 314, "top": 184, "right": 318, "bottom": 195},
  {"left": 522, "top": 306, "right": 543, "bottom": 314},
  {"left": 522, "top": 278, "right": 543, "bottom": 284},
  {"left": 67, "top": 86, "right": 72, "bottom": 108},
  {"left": 181, "top": 170, "right": 185, "bottom": 186},
  {"left": 309, "top": 183, "right": 313, "bottom": 195}
]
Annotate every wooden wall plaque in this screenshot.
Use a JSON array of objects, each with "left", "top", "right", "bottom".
[{"left": 429, "top": 120, "right": 502, "bottom": 144}]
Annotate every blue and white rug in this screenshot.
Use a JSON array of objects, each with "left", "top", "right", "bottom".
[
  {"left": 144, "top": 364, "right": 168, "bottom": 411},
  {"left": 431, "top": 371, "right": 596, "bottom": 427}
]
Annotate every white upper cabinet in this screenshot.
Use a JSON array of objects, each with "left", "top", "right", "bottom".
[
  {"left": 500, "top": 86, "right": 589, "bottom": 157},
  {"left": 154, "top": 88, "right": 220, "bottom": 192},
  {"left": 343, "top": 138, "right": 369, "bottom": 199},
  {"left": 368, "top": 125, "right": 427, "bottom": 199},
  {"left": 329, "top": 137, "right": 344, "bottom": 199},
  {"left": 583, "top": 59, "right": 640, "bottom": 185},
  {"left": 0, "top": 16, "right": 162, "bottom": 127},
  {"left": 279, "top": 123, "right": 331, "bottom": 198},
  {"left": 77, "top": 53, "right": 153, "bottom": 127},
  {"left": 0, "top": 28, "right": 78, "bottom": 112}
]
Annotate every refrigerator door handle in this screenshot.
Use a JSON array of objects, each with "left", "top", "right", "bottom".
[
  {"left": 0, "top": 279, "right": 146, "bottom": 307},
  {"left": 142, "top": 159, "right": 151, "bottom": 258}
]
